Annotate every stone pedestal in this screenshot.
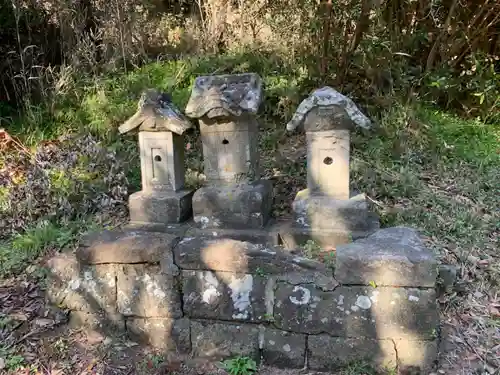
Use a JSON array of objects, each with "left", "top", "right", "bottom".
[
  {"left": 192, "top": 180, "right": 272, "bottom": 229},
  {"left": 129, "top": 189, "right": 194, "bottom": 225},
  {"left": 185, "top": 73, "right": 271, "bottom": 230}
]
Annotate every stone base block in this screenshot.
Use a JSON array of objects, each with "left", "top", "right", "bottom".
[
  {"left": 307, "top": 336, "right": 397, "bottom": 371},
  {"left": 292, "top": 190, "right": 379, "bottom": 233},
  {"left": 261, "top": 329, "right": 306, "bottom": 368},
  {"left": 335, "top": 227, "right": 438, "bottom": 287},
  {"left": 69, "top": 310, "right": 125, "bottom": 332},
  {"left": 192, "top": 180, "right": 272, "bottom": 229},
  {"left": 191, "top": 321, "right": 260, "bottom": 360},
  {"left": 395, "top": 340, "right": 438, "bottom": 374},
  {"left": 128, "top": 189, "right": 194, "bottom": 225},
  {"left": 126, "top": 318, "right": 191, "bottom": 352}
]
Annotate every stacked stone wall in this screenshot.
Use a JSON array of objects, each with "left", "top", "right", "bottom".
[{"left": 47, "top": 226, "right": 439, "bottom": 373}]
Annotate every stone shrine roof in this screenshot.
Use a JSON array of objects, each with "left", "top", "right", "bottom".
[
  {"left": 286, "top": 86, "right": 372, "bottom": 132},
  {"left": 118, "top": 89, "right": 193, "bottom": 135},
  {"left": 185, "top": 73, "right": 263, "bottom": 119}
]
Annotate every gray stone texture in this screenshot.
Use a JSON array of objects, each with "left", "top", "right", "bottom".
[
  {"left": 273, "top": 283, "right": 438, "bottom": 340},
  {"left": 190, "top": 320, "right": 260, "bottom": 360},
  {"left": 138, "top": 131, "right": 187, "bottom": 192},
  {"left": 68, "top": 310, "right": 124, "bottom": 332},
  {"left": 192, "top": 180, "right": 272, "bottom": 229},
  {"left": 394, "top": 339, "right": 438, "bottom": 373},
  {"left": 260, "top": 329, "right": 306, "bottom": 368},
  {"left": 77, "top": 229, "right": 179, "bottom": 264},
  {"left": 117, "top": 264, "right": 182, "bottom": 318},
  {"left": 438, "top": 264, "right": 457, "bottom": 293},
  {"left": 173, "top": 237, "right": 329, "bottom": 275},
  {"left": 126, "top": 318, "right": 191, "bottom": 352},
  {"left": 185, "top": 73, "right": 263, "bottom": 119},
  {"left": 199, "top": 117, "right": 260, "bottom": 184},
  {"left": 47, "top": 254, "right": 116, "bottom": 315},
  {"left": 306, "top": 130, "right": 350, "bottom": 200},
  {"left": 292, "top": 191, "right": 376, "bottom": 233},
  {"left": 182, "top": 270, "right": 268, "bottom": 322},
  {"left": 335, "top": 226, "right": 438, "bottom": 287},
  {"left": 128, "top": 189, "right": 194, "bottom": 224},
  {"left": 307, "top": 336, "right": 397, "bottom": 371}
]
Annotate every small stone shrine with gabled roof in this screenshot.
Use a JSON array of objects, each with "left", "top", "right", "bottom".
[
  {"left": 185, "top": 73, "right": 272, "bottom": 229},
  {"left": 119, "top": 89, "right": 194, "bottom": 224}
]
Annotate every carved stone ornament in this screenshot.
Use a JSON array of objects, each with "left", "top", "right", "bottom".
[
  {"left": 185, "top": 73, "right": 263, "bottom": 120},
  {"left": 286, "top": 87, "right": 372, "bottom": 132},
  {"left": 119, "top": 89, "right": 193, "bottom": 135}
]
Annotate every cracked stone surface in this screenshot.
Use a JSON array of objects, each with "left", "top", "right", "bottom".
[
  {"left": 182, "top": 270, "right": 268, "bottom": 322},
  {"left": 308, "top": 336, "right": 397, "bottom": 371},
  {"left": 117, "top": 264, "right": 182, "bottom": 318},
  {"left": 335, "top": 226, "right": 438, "bottom": 287},
  {"left": 126, "top": 317, "right": 191, "bottom": 351},
  {"left": 77, "top": 229, "right": 179, "bottom": 264},
  {"left": 273, "top": 283, "right": 438, "bottom": 339}
]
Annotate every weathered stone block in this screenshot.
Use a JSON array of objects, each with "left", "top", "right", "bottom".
[
  {"left": 273, "top": 284, "right": 438, "bottom": 340},
  {"left": 117, "top": 264, "right": 182, "bottom": 318},
  {"left": 292, "top": 191, "right": 377, "bottom": 233},
  {"left": 192, "top": 180, "right": 272, "bottom": 229},
  {"left": 77, "top": 229, "right": 179, "bottom": 264},
  {"left": 191, "top": 320, "right": 260, "bottom": 360},
  {"left": 69, "top": 310, "right": 124, "bottom": 332},
  {"left": 182, "top": 270, "right": 268, "bottom": 322},
  {"left": 174, "top": 237, "right": 329, "bottom": 275},
  {"left": 335, "top": 227, "right": 438, "bottom": 287},
  {"left": 261, "top": 329, "right": 306, "bottom": 368},
  {"left": 307, "top": 336, "right": 397, "bottom": 371},
  {"left": 47, "top": 254, "right": 116, "bottom": 314},
  {"left": 394, "top": 340, "right": 438, "bottom": 374},
  {"left": 126, "top": 318, "right": 191, "bottom": 352},
  {"left": 128, "top": 189, "right": 193, "bottom": 225}
]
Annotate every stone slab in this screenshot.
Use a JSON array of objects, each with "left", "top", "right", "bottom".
[
  {"left": 129, "top": 189, "right": 194, "bottom": 225},
  {"left": 173, "top": 237, "right": 329, "bottom": 275},
  {"left": 273, "top": 284, "right": 438, "bottom": 340},
  {"left": 126, "top": 318, "right": 191, "bottom": 352},
  {"left": 47, "top": 254, "right": 116, "bottom": 314},
  {"left": 182, "top": 270, "right": 268, "bottom": 322},
  {"left": 307, "top": 336, "right": 397, "bottom": 371},
  {"left": 260, "top": 329, "right": 306, "bottom": 368},
  {"left": 68, "top": 310, "right": 125, "bottom": 332},
  {"left": 77, "top": 229, "right": 179, "bottom": 264},
  {"left": 335, "top": 227, "right": 438, "bottom": 287},
  {"left": 394, "top": 340, "right": 438, "bottom": 374},
  {"left": 190, "top": 320, "right": 260, "bottom": 360},
  {"left": 192, "top": 180, "right": 272, "bottom": 229},
  {"left": 117, "top": 264, "right": 182, "bottom": 318},
  {"left": 292, "top": 191, "right": 379, "bottom": 233}
]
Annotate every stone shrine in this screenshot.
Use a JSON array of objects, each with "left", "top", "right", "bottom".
[
  {"left": 286, "top": 86, "right": 379, "bottom": 245},
  {"left": 119, "top": 89, "right": 194, "bottom": 224},
  {"left": 185, "top": 73, "right": 272, "bottom": 229}
]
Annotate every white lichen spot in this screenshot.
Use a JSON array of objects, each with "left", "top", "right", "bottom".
[
  {"left": 229, "top": 275, "right": 253, "bottom": 319},
  {"left": 337, "top": 295, "right": 344, "bottom": 305},
  {"left": 296, "top": 216, "right": 309, "bottom": 227},
  {"left": 351, "top": 305, "right": 359, "bottom": 312},
  {"left": 409, "top": 295, "right": 420, "bottom": 302},
  {"left": 212, "top": 232, "right": 218, "bottom": 236},
  {"left": 289, "top": 286, "right": 311, "bottom": 305},
  {"left": 313, "top": 296, "right": 321, "bottom": 302},
  {"left": 336, "top": 306, "right": 345, "bottom": 312},
  {"left": 180, "top": 237, "right": 194, "bottom": 244},
  {"left": 335, "top": 318, "right": 342, "bottom": 323},
  {"left": 320, "top": 317, "right": 328, "bottom": 323},
  {"left": 260, "top": 248, "right": 277, "bottom": 255},
  {"left": 345, "top": 310, "right": 351, "bottom": 315},
  {"left": 69, "top": 278, "right": 81, "bottom": 290},
  {"left": 283, "top": 344, "right": 291, "bottom": 352},
  {"left": 355, "top": 295, "right": 372, "bottom": 310},
  {"left": 307, "top": 314, "right": 313, "bottom": 321},
  {"left": 390, "top": 300, "right": 396, "bottom": 305},
  {"left": 201, "top": 272, "right": 221, "bottom": 304},
  {"left": 370, "top": 290, "right": 379, "bottom": 303},
  {"left": 269, "top": 340, "right": 275, "bottom": 345}
]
